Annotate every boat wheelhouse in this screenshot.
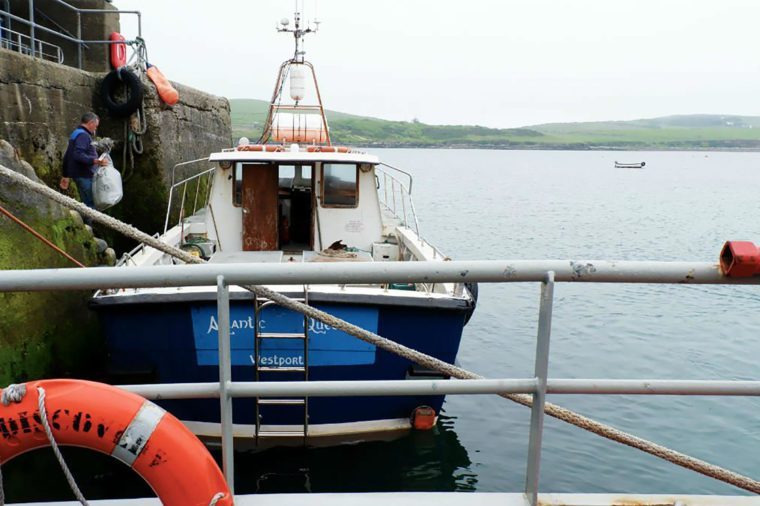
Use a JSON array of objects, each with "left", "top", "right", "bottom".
[{"left": 91, "top": 11, "right": 476, "bottom": 445}]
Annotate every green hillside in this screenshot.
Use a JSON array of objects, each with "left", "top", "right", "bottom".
[{"left": 230, "top": 99, "right": 760, "bottom": 150}]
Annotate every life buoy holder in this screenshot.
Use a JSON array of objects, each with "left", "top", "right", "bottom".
[
  {"left": 100, "top": 68, "right": 144, "bottom": 118},
  {"left": 306, "top": 146, "right": 350, "bottom": 153},
  {"left": 109, "top": 32, "right": 127, "bottom": 69},
  {"left": 0, "top": 379, "right": 232, "bottom": 506},
  {"left": 236, "top": 144, "right": 284, "bottom": 152}
]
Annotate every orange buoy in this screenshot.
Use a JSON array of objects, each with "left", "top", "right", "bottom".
[
  {"left": 411, "top": 405, "right": 437, "bottom": 430},
  {"left": 0, "top": 379, "right": 232, "bottom": 506},
  {"left": 146, "top": 64, "right": 179, "bottom": 106},
  {"left": 306, "top": 146, "right": 350, "bottom": 153},
  {"left": 109, "top": 32, "right": 127, "bottom": 69},
  {"left": 236, "top": 144, "right": 284, "bottom": 152}
]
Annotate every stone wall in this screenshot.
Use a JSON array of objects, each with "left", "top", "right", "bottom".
[
  {"left": 0, "top": 44, "right": 231, "bottom": 383},
  {"left": 0, "top": 47, "right": 231, "bottom": 249},
  {"left": 0, "top": 139, "right": 103, "bottom": 385}
]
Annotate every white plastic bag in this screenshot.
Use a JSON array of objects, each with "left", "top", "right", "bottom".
[{"left": 93, "top": 154, "right": 123, "bottom": 210}]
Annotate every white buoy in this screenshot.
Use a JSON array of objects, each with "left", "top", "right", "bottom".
[{"left": 290, "top": 64, "right": 306, "bottom": 101}]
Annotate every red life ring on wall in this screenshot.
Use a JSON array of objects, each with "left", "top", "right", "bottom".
[
  {"left": 109, "top": 32, "right": 127, "bottom": 69},
  {"left": 0, "top": 379, "right": 232, "bottom": 506}
]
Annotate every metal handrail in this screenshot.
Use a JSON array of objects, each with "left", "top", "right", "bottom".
[
  {"left": 379, "top": 162, "right": 414, "bottom": 194},
  {"left": 0, "top": 24, "right": 62, "bottom": 62},
  {"left": 1, "top": 0, "right": 141, "bottom": 68},
  {"left": 0, "top": 260, "right": 756, "bottom": 501},
  {"left": 163, "top": 167, "right": 215, "bottom": 234},
  {"left": 376, "top": 167, "right": 421, "bottom": 237}
]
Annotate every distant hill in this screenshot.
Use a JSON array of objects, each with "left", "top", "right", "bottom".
[{"left": 229, "top": 99, "right": 760, "bottom": 150}]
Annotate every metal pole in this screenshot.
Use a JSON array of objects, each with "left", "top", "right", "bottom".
[
  {"left": 525, "top": 271, "right": 555, "bottom": 506},
  {"left": 28, "top": 0, "right": 34, "bottom": 58},
  {"left": 0, "top": 259, "right": 752, "bottom": 292},
  {"left": 76, "top": 11, "right": 81, "bottom": 69},
  {"left": 216, "top": 275, "right": 235, "bottom": 493}
]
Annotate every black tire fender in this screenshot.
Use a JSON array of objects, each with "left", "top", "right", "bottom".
[{"left": 100, "top": 68, "right": 143, "bottom": 118}]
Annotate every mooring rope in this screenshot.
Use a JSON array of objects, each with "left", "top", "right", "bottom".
[
  {"left": 37, "top": 387, "right": 89, "bottom": 505},
  {"left": 1, "top": 162, "right": 759, "bottom": 494}
]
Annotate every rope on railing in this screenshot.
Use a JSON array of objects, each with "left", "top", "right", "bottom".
[{"left": 1, "top": 161, "right": 759, "bottom": 494}]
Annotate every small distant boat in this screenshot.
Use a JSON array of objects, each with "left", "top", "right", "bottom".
[{"left": 615, "top": 161, "right": 646, "bottom": 169}]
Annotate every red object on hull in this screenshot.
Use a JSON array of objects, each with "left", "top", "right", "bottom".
[
  {"left": 411, "top": 405, "right": 437, "bottom": 430},
  {"left": 720, "top": 241, "right": 760, "bottom": 277}
]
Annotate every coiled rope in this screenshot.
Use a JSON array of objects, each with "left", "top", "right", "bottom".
[{"left": 1, "top": 162, "right": 759, "bottom": 494}]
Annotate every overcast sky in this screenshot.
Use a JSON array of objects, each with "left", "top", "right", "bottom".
[{"left": 114, "top": 0, "right": 760, "bottom": 129}]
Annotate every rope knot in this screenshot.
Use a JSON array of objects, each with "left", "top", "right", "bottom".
[
  {"left": 208, "top": 492, "right": 226, "bottom": 506},
  {"left": 1, "top": 384, "right": 26, "bottom": 406}
]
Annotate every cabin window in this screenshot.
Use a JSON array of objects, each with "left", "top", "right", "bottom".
[
  {"left": 233, "top": 163, "right": 243, "bottom": 207},
  {"left": 321, "top": 164, "right": 359, "bottom": 208}
]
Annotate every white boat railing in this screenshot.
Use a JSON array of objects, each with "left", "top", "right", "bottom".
[
  {"left": 163, "top": 158, "right": 215, "bottom": 234},
  {"left": 376, "top": 164, "right": 421, "bottom": 238},
  {"left": 1, "top": 259, "right": 758, "bottom": 505}
]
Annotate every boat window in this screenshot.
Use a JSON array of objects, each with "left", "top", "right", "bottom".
[
  {"left": 321, "top": 164, "right": 358, "bottom": 208},
  {"left": 278, "top": 165, "right": 312, "bottom": 190},
  {"left": 233, "top": 163, "right": 243, "bottom": 206}
]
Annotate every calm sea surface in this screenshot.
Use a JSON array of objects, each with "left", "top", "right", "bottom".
[{"left": 6, "top": 149, "right": 760, "bottom": 499}]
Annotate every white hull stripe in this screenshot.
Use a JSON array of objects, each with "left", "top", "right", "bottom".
[{"left": 111, "top": 401, "right": 166, "bottom": 466}]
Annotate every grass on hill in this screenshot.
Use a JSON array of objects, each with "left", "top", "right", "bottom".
[{"left": 230, "top": 99, "right": 760, "bottom": 150}]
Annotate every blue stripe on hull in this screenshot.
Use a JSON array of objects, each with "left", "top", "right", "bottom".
[{"left": 98, "top": 300, "right": 465, "bottom": 428}]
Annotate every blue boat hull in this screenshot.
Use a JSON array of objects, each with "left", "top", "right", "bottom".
[{"left": 95, "top": 296, "right": 467, "bottom": 433}]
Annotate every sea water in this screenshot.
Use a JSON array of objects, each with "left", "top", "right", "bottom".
[{"left": 5, "top": 149, "right": 760, "bottom": 499}]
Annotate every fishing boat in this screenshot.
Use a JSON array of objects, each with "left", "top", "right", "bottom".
[
  {"left": 614, "top": 160, "right": 646, "bottom": 169},
  {"left": 91, "top": 12, "right": 477, "bottom": 445}
]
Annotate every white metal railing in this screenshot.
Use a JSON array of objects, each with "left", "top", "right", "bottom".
[
  {"left": 163, "top": 159, "right": 214, "bottom": 234},
  {"left": 1, "top": 260, "right": 758, "bottom": 505},
  {"left": 0, "top": 25, "right": 63, "bottom": 62},
  {"left": 376, "top": 164, "right": 421, "bottom": 237},
  {"left": 0, "top": 0, "right": 142, "bottom": 69}
]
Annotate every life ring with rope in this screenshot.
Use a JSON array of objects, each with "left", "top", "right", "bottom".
[
  {"left": 0, "top": 379, "right": 232, "bottom": 506},
  {"left": 109, "top": 32, "right": 127, "bottom": 69},
  {"left": 101, "top": 67, "right": 144, "bottom": 118}
]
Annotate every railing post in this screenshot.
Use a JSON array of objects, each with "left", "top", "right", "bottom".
[
  {"left": 216, "top": 275, "right": 235, "bottom": 494},
  {"left": 525, "top": 271, "right": 555, "bottom": 506},
  {"left": 28, "top": 0, "right": 34, "bottom": 58},
  {"left": 76, "top": 11, "right": 81, "bottom": 69}
]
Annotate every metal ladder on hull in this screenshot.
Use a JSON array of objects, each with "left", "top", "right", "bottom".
[{"left": 253, "top": 286, "right": 310, "bottom": 444}]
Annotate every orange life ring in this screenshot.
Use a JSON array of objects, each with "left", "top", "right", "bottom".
[
  {"left": 0, "top": 379, "right": 232, "bottom": 506},
  {"left": 306, "top": 146, "right": 350, "bottom": 153},
  {"left": 109, "top": 32, "right": 127, "bottom": 69},
  {"left": 236, "top": 144, "right": 283, "bottom": 152}
]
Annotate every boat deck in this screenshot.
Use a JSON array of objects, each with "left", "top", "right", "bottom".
[{"left": 10, "top": 492, "right": 760, "bottom": 505}]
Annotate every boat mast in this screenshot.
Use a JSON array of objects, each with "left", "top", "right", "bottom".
[
  {"left": 279, "top": 6, "right": 319, "bottom": 64},
  {"left": 259, "top": 5, "right": 331, "bottom": 145}
]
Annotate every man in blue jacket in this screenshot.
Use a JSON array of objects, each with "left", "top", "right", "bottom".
[{"left": 61, "top": 112, "right": 109, "bottom": 223}]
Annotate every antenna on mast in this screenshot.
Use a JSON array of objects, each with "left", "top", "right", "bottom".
[{"left": 278, "top": 3, "right": 319, "bottom": 63}]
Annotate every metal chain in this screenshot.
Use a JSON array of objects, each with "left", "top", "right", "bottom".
[
  {"left": 1, "top": 162, "right": 760, "bottom": 494},
  {"left": 37, "top": 387, "right": 89, "bottom": 505}
]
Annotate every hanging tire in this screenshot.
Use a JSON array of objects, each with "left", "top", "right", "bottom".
[{"left": 100, "top": 68, "right": 143, "bottom": 118}]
